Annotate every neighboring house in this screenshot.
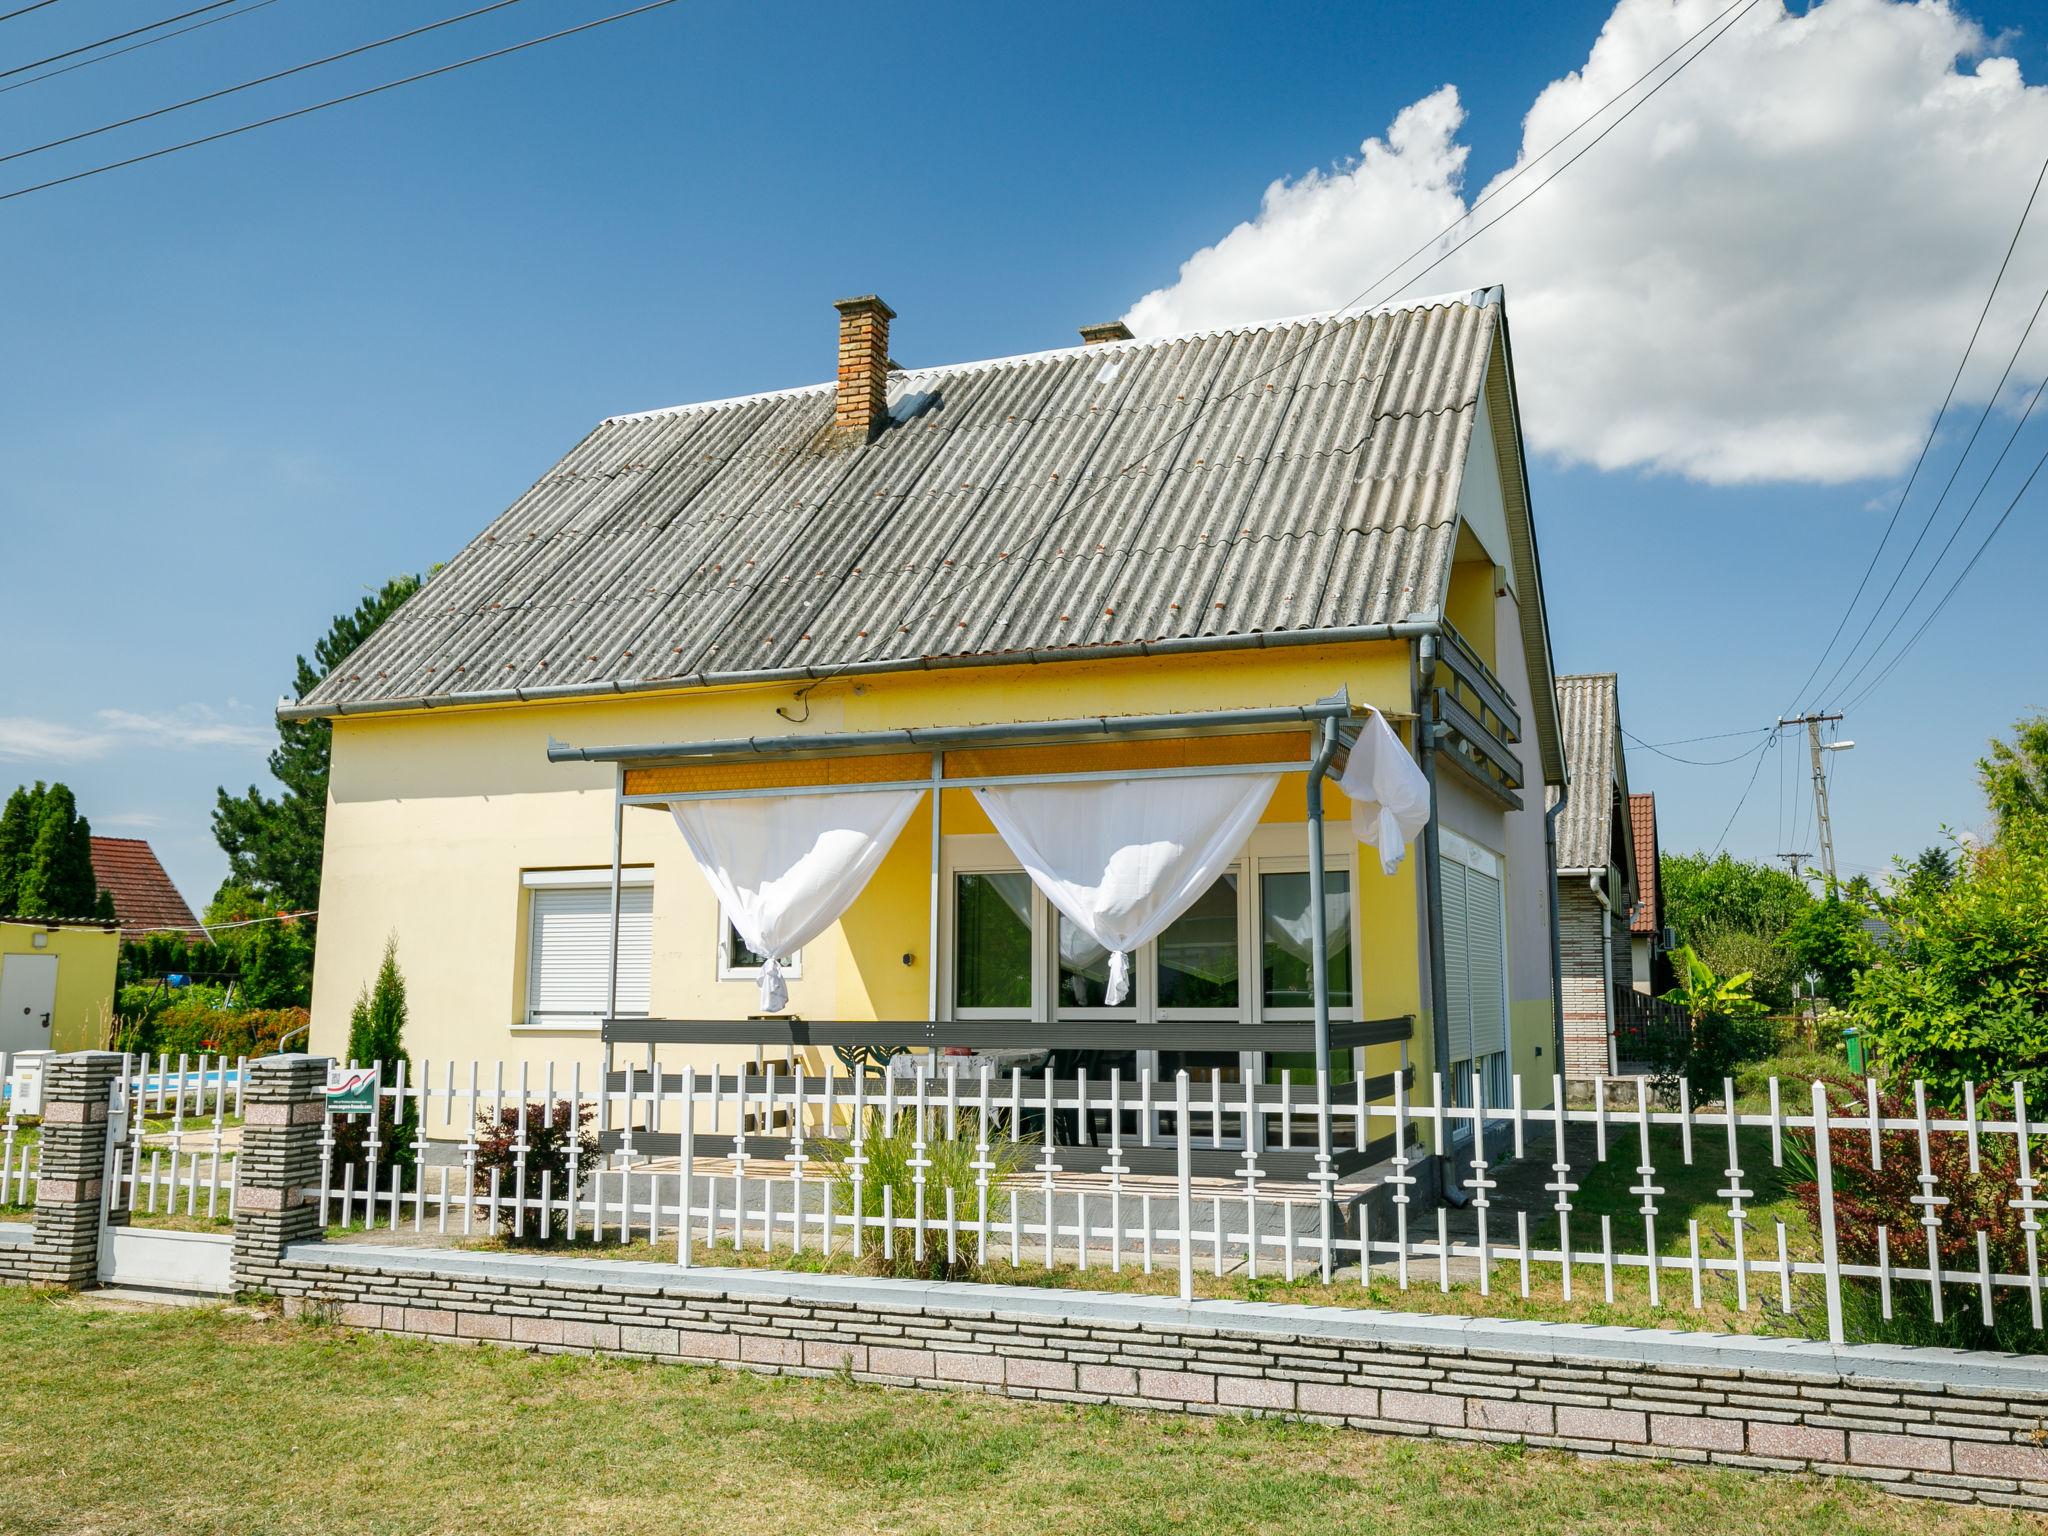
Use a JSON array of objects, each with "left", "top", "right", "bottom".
[
  {"left": 1626, "top": 792, "right": 1669, "bottom": 995},
  {"left": 290, "top": 288, "right": 1568, "bottom": 1182},
  {"left": 0, "top": 916, "right": 119, "bottom": 1055},
  {"left": 89, "top": 836, "right": 202, "bottom": 943},
  {"left": 1548, "top": 674, "right": 1637, "bottom": 1079}
]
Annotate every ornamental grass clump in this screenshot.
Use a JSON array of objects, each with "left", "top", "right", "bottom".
[{"left": 812, "top": 1107, "right": 1034, "bottom": 1282}]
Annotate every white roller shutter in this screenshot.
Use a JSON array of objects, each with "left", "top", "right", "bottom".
[
  {"left": 1465, "top": 863, "right": 1507, "bottom": 1058},
  {"left": 1441, "top": 859, "right": 1473, "bottom": 1065},
  {"left": 527, "top": 884, "right": 651, "bottom": 1022}
]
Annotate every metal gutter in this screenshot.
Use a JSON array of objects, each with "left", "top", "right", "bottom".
[
  {"left": 278, "top": 620, "right": 1442, "bottom": 724},
  {"left": 547, "top": 699, "right": 1358, "bottom": 767}
]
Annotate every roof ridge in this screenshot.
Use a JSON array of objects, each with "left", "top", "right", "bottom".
[{"left": 603, "top": 287, "right": 1497, "bottom": 428}]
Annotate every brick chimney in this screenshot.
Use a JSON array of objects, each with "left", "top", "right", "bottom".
[
  {"left": 833, "top": 295, "right": 894, "bottom": 437},
  {"left": 1079, "top": 320, "right": 1133, "bottom": 345}
]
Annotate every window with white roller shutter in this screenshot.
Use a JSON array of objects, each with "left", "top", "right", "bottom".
[
  {"left": 522, "top": 870, "right": 652, "bottom": 1026},
  {"left": 1439, "top": 832, "right": 1508, "bottom": 1092}
]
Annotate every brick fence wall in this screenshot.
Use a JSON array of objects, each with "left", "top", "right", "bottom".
[
  {"left": 265, "top": 1243, "right": 2048, "bottom": 1511},
  {"left": 1557, "top": 883, "right": 1613, "bottom": 1078},
  {"left": 0, "top": 1223, "right": 29, "bottom": 1286}
]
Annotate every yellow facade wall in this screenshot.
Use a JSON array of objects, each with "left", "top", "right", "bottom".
[
  {"left": 315, "top": 643, "right": 1411, "bottom": 1066},
  {"left": 0, "top": 920, "right": 119, "bottom": 1054}
]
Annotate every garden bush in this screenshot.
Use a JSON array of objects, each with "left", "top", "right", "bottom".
[
  {"left": 1853, "top": 831, "right": 2047, "bottom": 1112},
  {"left": 1788, "top": 1082, "right": 2044, "bottom": 1353},
  {"left": 472, "top": 1100, "right": 600, "bottom": 1237},
  {"left": 113, "top": 1001, "right": 307, "bottom": 1060}
]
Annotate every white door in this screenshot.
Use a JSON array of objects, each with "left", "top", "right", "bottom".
[{"left": 0, "top": 953, "right": 58, "bottom": 1055}]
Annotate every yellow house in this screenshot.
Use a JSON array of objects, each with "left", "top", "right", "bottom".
[
  {"left": 0, "top": 916, "right": 119, "bottom": 1056},
  {"left": 290, "top": 289, "right": 1567, "bottom": 1189}
]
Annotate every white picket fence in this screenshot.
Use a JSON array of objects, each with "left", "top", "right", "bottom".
[
  {"left": 315, "top": 1056, "right": 2048, "bottom": 1345},
  {"left": 0, "top": 1050, "right": 249, "bottom": 1221},
  {"left": 107, "top": 1053, "right": 248, "bottom": 1222}
]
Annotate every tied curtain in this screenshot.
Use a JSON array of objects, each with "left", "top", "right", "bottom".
[
  {"left": 1337, "top": 706, "right": 1431, "bottom": 875},
  {"left": 972, "top": 774, "right": 1279, "bottom": 1006},
  {"left": 668, "top": 789, "right": 925, "bottom": 1011}
]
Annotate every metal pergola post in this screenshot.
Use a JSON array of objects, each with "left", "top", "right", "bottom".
[{"left": 1304, "top": 709, "right": 1342, "bottom": 1273}]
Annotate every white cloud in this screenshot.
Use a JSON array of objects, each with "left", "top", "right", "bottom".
[
  {"left": 0, "top": 706, "right": 268, "bottom": 764},
  {"left": 0, "top": 718, "right": 120, "bottom": 763},
  {"left": 1125, "top": 0, "right": 2048, "bottom": 485}
]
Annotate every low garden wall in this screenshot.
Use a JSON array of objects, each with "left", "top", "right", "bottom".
[
  {"left": 0, "top": 1222, "right": 30, "bottom": 1286},
  {"left": 265, "top": 1241, "right": 2048, "bottom": 1511}
]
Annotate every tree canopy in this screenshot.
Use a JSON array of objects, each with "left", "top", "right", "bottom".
[
  {"left": 0, "top": 781, "right": 113, "bottom": 920},
  {"left": 1979, "top": 713, "right": 2048, "bottom": 843},
  {"left": 1854, "top": 716, "right": 2048, "bottom": 1109},
  {"left": 212, "top": 575, "right": 419, "bottom": 910}
]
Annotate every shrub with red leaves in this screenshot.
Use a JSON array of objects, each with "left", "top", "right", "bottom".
[
  {"left": 1792, "top": 1084, "right": 2034, "bottom": 1276},
  {"left": 473, "top": 1099, "right": 599, "bottom": 1202}
]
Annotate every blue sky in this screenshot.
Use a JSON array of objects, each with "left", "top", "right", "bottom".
[{"left": 2, "top": 0, "right": 2045, "bottom": 909}]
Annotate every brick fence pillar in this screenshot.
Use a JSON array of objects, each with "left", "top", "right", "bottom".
[
  {"left": 29, "top": 1052, "right": 125, "bottom": 1288},
  {"left": 233, "top": 1055, "right": 330, "bottom": 1293}
]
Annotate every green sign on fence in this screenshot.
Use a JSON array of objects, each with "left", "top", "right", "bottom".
[{"left": 324, "top": 1066, "right": 378, "bottom": 1116}]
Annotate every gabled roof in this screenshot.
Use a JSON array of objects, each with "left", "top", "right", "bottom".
[
  {"left": 89, "top": 837, "right": 200, "bottom": 941},
  {"left": 289, "top": 290, "right": 1544, "bottom": 723},
  {"left": 1628, "top": 792, "right": 1661, "bottom": 935},
  {"left": 1549, "top": 673, "right": 1633, "bottom": 874}
]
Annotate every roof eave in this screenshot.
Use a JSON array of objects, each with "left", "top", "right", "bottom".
[{"left": 281, "top": 619, "right": 1444, "bottom": 724}]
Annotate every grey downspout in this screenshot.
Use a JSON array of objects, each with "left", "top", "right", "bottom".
[
  {"left": 1544, "top": 781, "right": 1569, "bottom": 1078},
  {"left": 1304, "top": 708, "right": 1342, "bottom": 1258},
  {"left": 1415, "top": 636, "right": 1466, "bottom": 1207}
]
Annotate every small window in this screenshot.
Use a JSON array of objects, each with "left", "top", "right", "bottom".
[
  {"left": 716, "top": 910, "right": 800, "bottom": 982},
  {"left": 953, "top": 871, "right": 1031, "bottom": 1011},
  {"left": 1259, "top": 869, "right": 1352, "bottom": 1011},
  {"left": 523, "top": 873, "right": 651, "bottom": 1027}
]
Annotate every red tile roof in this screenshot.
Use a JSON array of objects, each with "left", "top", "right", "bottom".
[
  {"left": 1627, "top": 793, "right": 1661, "bottom": 935},
  {"left": 89, "top": 837, "right": 201, "bottom": 941}
]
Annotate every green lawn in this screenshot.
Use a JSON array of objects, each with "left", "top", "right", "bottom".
[{"left": 0, "top": 1288, "right": 2031, "bottom": 1536}]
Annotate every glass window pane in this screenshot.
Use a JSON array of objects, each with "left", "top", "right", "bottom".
[
  {"left": 1057, "top": 914, "right": 1115, "bottom": 1009},
  {"left": 1260, "top": 870, "right": 1352, "bottom": 1010},
  {"left": 724, "top": 922, "right": 770, "bottom": 971},
  {"left": 1157, "top": 873, "right": 1238, "bottom": 1009},
  {"left": 1264, "top": 1047, "right": 1357, "bottom": 1087},
  {"left": 955, "top": 872, "right": 1032, "bottom": 1010}
]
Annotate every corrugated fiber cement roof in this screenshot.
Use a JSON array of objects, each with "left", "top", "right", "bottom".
[{"left": 298, "top": 293, "right": 1502, "bottom": 717}]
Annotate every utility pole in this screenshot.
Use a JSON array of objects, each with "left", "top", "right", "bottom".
[
  {"left": 1777, "top": 851, "right": 1810, "bottom": 881},
  {"left": 1777, "top": 713, "right": 1852, "bottom": 886}
]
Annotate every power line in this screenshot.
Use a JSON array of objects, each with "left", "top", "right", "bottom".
[
  {"left": 1812, "top": 279, "right": 2048, "bottom": 708},
  {"left": 1708, "top": 733, "right": 1775, "bottom": 857},
  {"left": 0, "top": 0, "right": 280, "bottom": 98},
  {"left": 1839, "top": 433, "right": 2048, "bottom": 714},
  {"left": 0, "top": 0, "right": 684, "bottom": 205},
  {"left": 1627, "top": 724, "right": 1777, "bottom": 748},
  {"left": 1827, "top": 361, "right": 2048, "bottom": 709},
  {"left": 1782, "top": 147, "right": 2048, "bottom": 715},
  {"left": 0, "top": 0, "right": 535, "bottom": 170},
  {"left": 0, "top": 1, "right": 232, "bottom": 82},
  {"left": 1620, "top": 725, "right": 1773, "bottom": 766},
  {"left": 0, "top": 1, "right": 64, "bottom": 22},
  {"left": 777, "top": 0, "right": 1764, "bottom": 719}
]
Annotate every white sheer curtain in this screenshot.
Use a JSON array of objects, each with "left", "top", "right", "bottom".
[
  {"left": 668, "top": 788, "right": 925, "bottom": 1011},
  {"left": 973, "top": 773, "right": 1277, "bottom": 1006},
  {"left": 1337, "top": 706, "right": 1431, "bottom": 875}
]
